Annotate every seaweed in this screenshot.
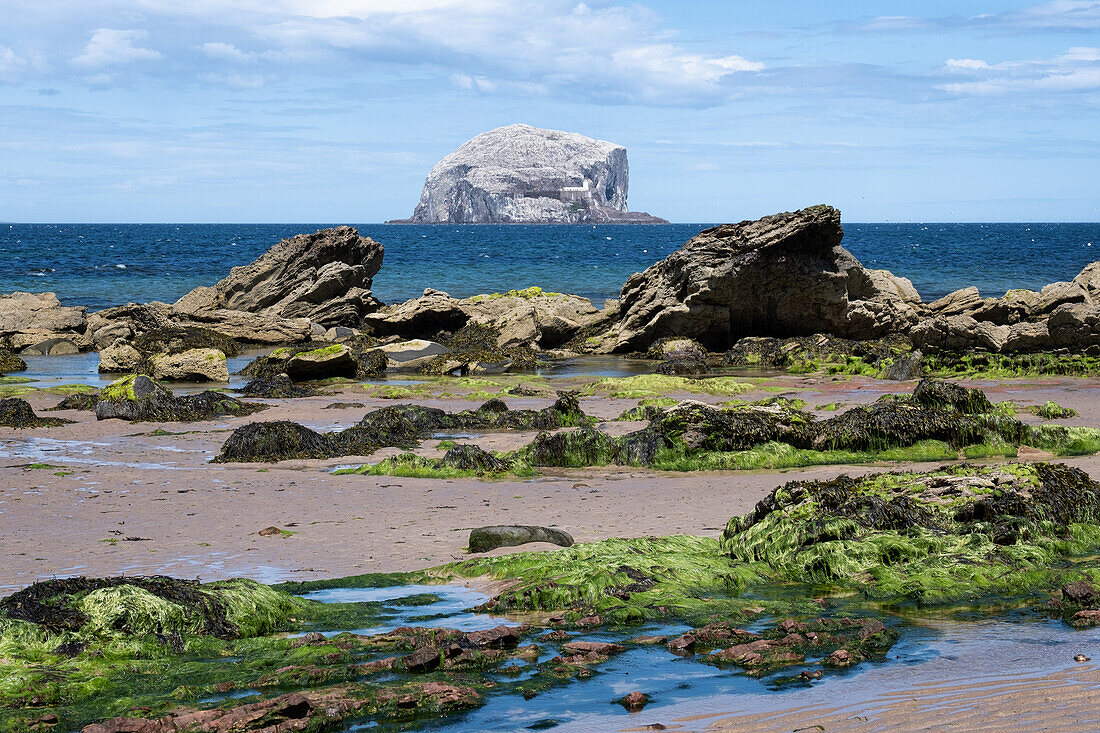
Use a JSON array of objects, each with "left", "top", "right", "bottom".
[
  {"left": 238, "top": 373, "right": 319, "bottom": 399},
  {"left": 215, "top": 421, "right": 336, "bottom": 463},
  {"left": 0, "top": 398, "right": 73, "bottom": 428},
  {"left": 0, "top": 348, "right": 28, "bottom": 374},
  {"left": 95, "top": 374, "right": 266, "bottom": 423},
  {"left": 418, "top": 322, "right": 538, "bottom": 376}
]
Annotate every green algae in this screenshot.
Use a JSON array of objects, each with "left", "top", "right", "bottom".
[
  {"left": 584, "top": 374, "right": 755, "bottom": 399},
  {"left": 1027, "top": 424, "right": 1100, "bottom": 456},
  {"left": 721, "top": 462, "right": 1100, "bottom": 602},
  {"left": 925, "top": 351, "right": 1100, "bottom": 379},
  {"left": 468, "top": 286, "right": 564, "bottom": 301},
  {"left": 1030, "top": 401, "right": 1079, "bottom": 420},
  {"left": 336, "top": 447, "right": 536, "bottom": 479}
]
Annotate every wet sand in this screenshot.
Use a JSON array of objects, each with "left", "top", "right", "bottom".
[{"left": 3, "top": 374, "right": 1100, "bottom": 594}]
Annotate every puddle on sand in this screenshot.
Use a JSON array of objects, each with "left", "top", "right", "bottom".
[
  {"left": 304, "top": 584, "right": 520, "bottom": 636},
  {"left": 0, "top": 436, "right": 196, "bottom": 470}
]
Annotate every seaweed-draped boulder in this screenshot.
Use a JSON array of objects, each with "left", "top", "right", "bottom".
[
  {"left": 612, "top": 206, "right": 921, "bottom": 352},
  {"left": 0, "top": 398, "right": 73, "bottom": 428},
  {"left": 0, "top": 348, "right": 27, "bottom": 374},
  {"left": 95, "top": 374, "right": 264, "bottom": 422}
]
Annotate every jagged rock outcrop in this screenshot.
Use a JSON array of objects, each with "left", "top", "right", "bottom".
[
  {"left": 364, "top": 287, "right": 613, "bottom": 350},
  {"left": 87, "top": 227, "right": 382, "bottom": 349},
  {"left": 390, "top": 124, "right": 666, "bottom": 224},
  {"left": 609, "top": 205, "right": 921, "bottom": 352},
  {"left": 0, "top": 292, "right": 90, "bottom": 352},
  {"left": 911, "top": 261, "right": 1100, "bottom": 354}
]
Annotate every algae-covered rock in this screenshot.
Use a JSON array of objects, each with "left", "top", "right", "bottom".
[
  {"left": 470, "top": 526, "right": 575, "bottom": 553},
  {"left": 285, "top": 343, "right": 358, "bottom": 380},
  {"left": 243, "top": 339, "right": 386, "bottom": 381},
  {"left": 0, "top": 398, "right": 73, "bottom": 428},
  {"left": 721, "top": 462, "right": 1100, "bottom": 599},
  {"left": 0, "top": 348, "right": 28, "bottom": 374},
  {"left": 95, "top": 374, "right": 265, "bottom": 422},
  {"left": 216, "top": 420, "right": 335, "bottom": 462},
  {"left": 238, "top": 373, "right": 319, "bottom": 398},
  {"left": 418, "top": 323, "right": 537, "bottom": 376}
]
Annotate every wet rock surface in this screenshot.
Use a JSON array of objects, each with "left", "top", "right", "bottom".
[{"left": 469, "top": 526, "right": 575, "bottom": 553}]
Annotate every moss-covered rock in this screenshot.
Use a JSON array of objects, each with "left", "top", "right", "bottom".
[
  {"left": 721, "top": 462, "right": 1100, "bottom": 600},
  {"left": 724, "top": 333, "right": 914, "bottom": 377},
  {"left": 243, "top": 337, "right": 386, "bottom": 381},
  {"left": 95, "top": 374, "right": 266, "bottom": 422},
  {"left": 0, "top": 398, "right": 73, "bottom": 428},
  {"left": 0, "top": 348, "right": 28, "bottom": 374}
]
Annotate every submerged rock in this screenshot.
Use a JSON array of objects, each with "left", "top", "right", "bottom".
[
  {"left": 0, "top": 398, "right": 73, "bottom": 428},
  {"left": 469, "top": 526, "right": 575, "bottom": 553},
  {"left": 391, "top": 123, "right": 666, "bottom": 224},
  {"left": 94, "top": 374, "right": 264, "bottom": 423}
]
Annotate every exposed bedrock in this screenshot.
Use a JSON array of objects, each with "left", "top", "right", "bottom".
[
  {"left": 0, "top": 292, "right": 90, "bottom": 354},
  {"left": 607, "top": 205, "right": 1100, "bottom": 355},
  {"left": 87, "top": 227, "right": 384, "bottom": 353}
]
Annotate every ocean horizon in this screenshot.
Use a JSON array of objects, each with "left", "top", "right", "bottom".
[{"left": 4, "top": 221, "right": 1100, "bottom": 312}]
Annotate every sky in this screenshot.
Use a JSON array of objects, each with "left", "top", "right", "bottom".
[{"left": 0, "top": 0, "right": 1098, "bottom": 223}]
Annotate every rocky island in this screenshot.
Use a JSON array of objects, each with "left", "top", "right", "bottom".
[{"left": 388, "top": 124, "right": 668, "bottom": 224}]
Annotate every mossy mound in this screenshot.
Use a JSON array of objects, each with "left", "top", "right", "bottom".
[
  {"left": 0, "top": 398, "right": 73, "bottom": 428},
  {"left": 238, "top": 373, "right": 319, "bottom": 398},
  {"left": 1030, "top": 401, "right": 1079, "bottom": 420},
  {"left": 342, "top": 445, "right": 534, "bottom": 479},
  {"left": 925, "top": 350, "right": 1100, "bottom": 379},
  {"left": 0, "top": 576, "right": 299, "bottom": 640},
  {"left": 219, "top": 392, "right": 588, "bottom": 463},
  {"left": 243, "top": 336, "right": 386, "bottom": 381},
  {"left": 95, "top": 374, "right": 266, "bottom": 423},
  {"left": 721, "top": 462, "right": 1100, "bottom": 601},
  {"left": 0, "top": 348, "right": 28, "bottom": 374},
  {"left": 584, "top": 374, "right": 755, "bottom": 399},
  {"left": 418, "top": 323, "right": 537, "bottom": 376},
  {"left": 216, "top": 420, "right": 337, "bottom": 462},
  {"left": 517, "top": 379, "right": 1059, "bottom": 472},
  {"left": 724, "top": 333, "right": 913, "bottom": 377},
  {"left": 48, "top": 392, "right": 102, "bottom": 411}
]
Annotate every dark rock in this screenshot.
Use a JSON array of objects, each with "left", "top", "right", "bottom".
[
  {"left": 94, "top": 375, "right": 264, "bottom": 423},
  {"left": 883, "top": 349, "right": 923, "bottom": 380},
  {"left": 0, "top": 398, "right": 73, "bottom": 428},
  {"left": 400, "top": 646, "right": 441, "bottom": 673},
  {"left": 215, "top": 421, "right": 335, "bottom": 463},
  {"left": 1063, "top": 580, "right": 1099, "bottom": 605},
  {"left": 619, "top": 691, "right": 649, "bottom": 711},
  {"left": 0, "top": 348, "right": 27, "bottom": 374},
  {"left": 614, "top": 206, "right": 920, "bottom": 351},
  {"left": 238, "top": 374, "right": 318, "bottom": 399},
  {"left": 469, "top": 525, "right": 574, "bottom": 553}
]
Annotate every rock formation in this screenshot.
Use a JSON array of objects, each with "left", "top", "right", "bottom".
[
  {"left": 88, "top": 227, "right": 383, "bottom": 352},
  {"left": 390, "top": 124, "right": 667, "bottom": 224},
  {"left": 0, "top": 292, "right": 90, "bottom": 353},
  {"left": 363, "top": 287, "right": 612, "bottom": 351},
  {"left": 610, "top": 205, "right": 920, "bottom": 352}
]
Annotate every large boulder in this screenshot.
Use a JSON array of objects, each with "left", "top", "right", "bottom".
[
  {"left": 150, "top": 348, "right": 229, "bottom": 383},
  {"left": 0, "top": 348, "right": 27, "bottom": 374},
  {"left": 89, "top": 301, "right": 314, "bottom": 348},
  {"left": 612, "top": 206, "right": 921, "bottom": 352},
  {"left": 183, "top": 226, "right": 383, "bottom": 328},
  {"left": 0, "top": 292, "right": 90, "bottom": 352},
  {"left": 391, "top": 124, "right": 666, "bottom": 224},
  {"left": 95, "top": 374, "right": 263, "bottom": 422}
]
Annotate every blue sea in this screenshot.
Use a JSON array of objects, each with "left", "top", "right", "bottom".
[{"left": 2, "top": 222, "right": 1099, "bottom": 311}]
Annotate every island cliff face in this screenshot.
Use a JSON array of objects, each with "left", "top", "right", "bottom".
[{"left": 390, "top": 124, "right": 667, "bottom": 224}]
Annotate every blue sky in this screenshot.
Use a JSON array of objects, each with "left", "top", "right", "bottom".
[{"left": 0, "top": 0, "right": 1097, "bottom": 223}]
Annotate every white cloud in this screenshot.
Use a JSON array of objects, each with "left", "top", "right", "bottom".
[
  {"left": 0, "top": 45, "right": 27, "bottom": 83},
  {"left": 939, "top": 46, "right": 1100, "bottom": 94},
  {"left": 944, "top": 58, "right": 991, "bottom": 72},
  {"left": 200, "top": 42, "right": 255, "bottom": 64},
  {"left": 858, "top": 0, "right": 1100, "bottom": 32},
  {"left": 72, "top": 29, "right": 163, "bottom": 68}
]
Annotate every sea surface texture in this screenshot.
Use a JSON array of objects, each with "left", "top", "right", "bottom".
[{"left": 2, "top": 223, "right": 1098, "bottom": 311}]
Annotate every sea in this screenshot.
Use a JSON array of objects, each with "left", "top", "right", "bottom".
[{"left": 2, "top": 222, "right": 1099, "bottom": 311}]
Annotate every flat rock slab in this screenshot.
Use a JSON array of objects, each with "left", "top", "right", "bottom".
[{"left": 469, "top": 525, "right": 574, "bottom": 553}]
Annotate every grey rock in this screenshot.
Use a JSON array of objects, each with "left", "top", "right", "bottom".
[
  {"left": 391, "top": 124, "right": 666, "bottom": 224},
  {"left": 882, "top": 350, "right": 924, "bottom": 381},
  {"left": 324, "top": 326, "right": 358, "bottom": 341},
  {"left": 151, "top": 348, "right": 229, "bottom": 382},
  {"left": 612, "top": 205, "right": 920, "bottom": 352},
  {"left": 910, "top": 314, "right": 1008, "bottom": 352},
  {"left": 284, "top": 344, "right": 358, "bottom": 380},
  {"left": 378, "top": 339, "right": 449, "bottom": 370},
  {"left": 468, "top": 525, "right": 575, "bottom": 553},
  {"left": 21, "top": 338, "right": 80, "bottom": 356},
  {"left": 98, "top": 342, "right": 142, "bottom": 373},
  {"left": 0, "top": 292, "right": 90, "bottom": 352},
  {"left": 180, "top": 226, "right": 384, "bottom": 328},
  {"left": 924, "top": 287, "right": 985, "bottom": 317}
]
